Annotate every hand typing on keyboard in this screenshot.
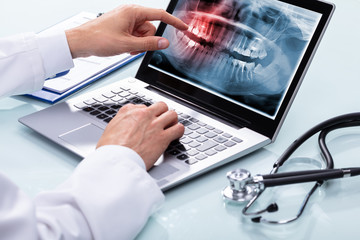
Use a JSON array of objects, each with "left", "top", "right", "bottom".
[{"left": 96, "top": 101, "right": 185, "bottom": 170}]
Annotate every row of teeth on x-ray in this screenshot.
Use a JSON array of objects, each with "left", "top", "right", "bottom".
[
  {"left": 175, "top": 31, "right": 257, "bottom": 84},
  {"left": 172, "top": 13, "right": 272, "bottom": 87},
  {"left": 185, "top": 16, "right": 268, "bottom": 60}
]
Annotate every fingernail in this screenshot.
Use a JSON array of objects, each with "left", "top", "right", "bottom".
[{"left": 158, "top": 39, "right": 169, "bottom": 49}]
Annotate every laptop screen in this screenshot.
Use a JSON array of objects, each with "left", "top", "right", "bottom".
[
  {"left": 136, "top": 0, "right": 334, "bottom": 139},
  {"left": 149, "top": 0, "right": 321, "bottom": 118}
]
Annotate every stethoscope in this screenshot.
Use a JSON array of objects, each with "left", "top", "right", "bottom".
[{"left": 222, "top": 112, "right": 360, "bottom": 224}]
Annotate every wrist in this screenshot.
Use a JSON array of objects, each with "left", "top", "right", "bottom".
[{"left": 65, "top": 27, "right": 89, "bottom": 58}]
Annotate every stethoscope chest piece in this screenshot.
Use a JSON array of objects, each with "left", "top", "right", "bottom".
[{"left": 222, "top": 169, "right": 259, "bottom": 203}]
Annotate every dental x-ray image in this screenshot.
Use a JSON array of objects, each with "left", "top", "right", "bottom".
[{"left": 150, "top": 0, "right": 321, "bottom": 117}]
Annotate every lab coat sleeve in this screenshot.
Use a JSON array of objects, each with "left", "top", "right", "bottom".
[
  {"left": 0, "top": 145, "right": 164, "bottom": 240},
  {"left": 0, "top": 31, "right": 73, "bottom": 98},
  {"left": 35, "top": 145, "right": 164, "bottom": 240}
]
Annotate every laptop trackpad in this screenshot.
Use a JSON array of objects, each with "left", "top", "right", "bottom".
[
  {"left": 149, "top": 163, "right": 180, "bottom": 180},
  {"left": 59, "top": 123, "right": 104, "bottom": 153}
]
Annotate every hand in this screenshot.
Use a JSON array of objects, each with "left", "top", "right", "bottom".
[
  {"left": 65, "top": 4, "right": 188, "bottom": 58},
  {"left": 96, "top": 102, "right": 185, "bottom": 170}
]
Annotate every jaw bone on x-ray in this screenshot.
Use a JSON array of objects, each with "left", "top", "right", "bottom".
[{"left": 151, "top": 0, "right": 321, "bottom": 117}]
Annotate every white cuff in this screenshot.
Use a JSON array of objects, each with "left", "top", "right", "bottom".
[
  {"left": 36, "top": 31, "right": 74, "bottom": 79},
  {"left": 94, "top": 145, "right": 146, "bottom": 169}
]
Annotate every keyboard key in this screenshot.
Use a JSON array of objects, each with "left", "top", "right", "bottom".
[
  {"left": 213, "top": 129, "right": 223, "bottom": 134},
  {"left": 195, "top": 154, "right": 207, "bottom": 160},
  {"left": 90, "top": 110, "right": 101, "bottom": 115},
  {"left": 205, "top": 149, "right": 217, "bottom": 156},
  {"left": 136, "top": 93, "right": 145, "bottom": 98},
  {"left": 111, "top": 88, "right": 123, "bottom": 94},
  {"left": 90, "top": 104, "right": 101, "bottom": 108},
  {"left": 196, "top": 140, "right": 218, "bottom": 152},
  {"left": 196, "top": 128, "right": 208, "bottom": 134},
  {"left": 183, "top": 128, "right": 192, "bottom": 135},
  {"left": 185, "top": 159, "right": 198, "bottom": 165},
  {"left": 215, "top": 145, "right": 227, "bottom": 151},
  {"left": 188, "top": 124, "right": 200, "bottom": 131},
  {"left": 111, "top": 104, "right": 122, "bottom": 110},
  {"left": 180, "top": 137, "right": 193, "bottom": 144},
  {"left": 96, "top": 114, "right": 108, "bottom": 119},
  {"left": 176, "top": 144, "right": 190, "bottom": 151},
  {"left": 224, "top": 141, "right": 236, "bottom": 147},
  {"left": 214, "top": 136, "right": 228, "bottom": 143},
  {"left": 205, "top": 132, "right": 217, "bottom": 138},
  {"left": 188, "top": 132, "right": 200, "bottom": 139},
  {"left": 232, "top": 137, "right": 243, "bottom": 143},
  {"left": 170, "top": 140, "right": 181, "bottom": 146},
  {"left": 167, "top": 149, "right": 181, "bottom": 156},
  {"left": 105, "top": 109, "right": 117, "bottom": 115},
  {"left": 189, "top": 117, "right": 199, "bottom": 123},
  {"left": 111, "top": 95, "right": 123, "bottom": 102},
  {"left": 103, "top": 100, "right": 115, "bottom": 106},
  {"left": 94, "top": 96, "right": 108, "bottom": 102},
  {"left": 205, "top": 125, "right": 215, "bottom": 130},
  {"left": 98, "top": 106, "right": 109, "bottom": 111},
  {"left": 181, "top": 120, "right": 192, "bottom": 126},
  {"left": 181, "top": 114, "right": 191, "bottom": 119},
  {"left": 120, "top": 86, "right": 130, "bottom": 91},
  {"left": 74, "top": 102, "right": 87, "bottom": 109},
  {"left": 127, "top": 96, "right": 138, "bottom": 101},
  {"left": 196, "top": 136, "right": 208, "bottom": 143},
  {"left": 102, "top": 92, "right": 115, "bottom": 98},
  {"left": 197, "top": 121, "right": 206, "bottom": 126},
  {"left": 143, "top": 101, "right": 152, "bottom": 107},
  {"left": 84, "top": 99, "right": 97, "bottom": 105},
  {"left": 119, "top": 92, "right": 130, "bottom": 98},
  {"left": 177, "top": 154, "right": 189, "bottom": 160},
  {"left": 104, "top": 117, "right": 113, "bottom": 123},
  {"left": 222, "top": 133, "right": 232, "bottom": 138},
  {"left": 189, "top": 141, "right": 201, "bottom": 148},
  {"left": 83, "top": 107, "right": 94, "bottom": 112},
  {"left": 132, "top": 98, "right": 145, "bottom": 104},
  {"left": 187, "top": 149, "right": 199, "bottom": 156},
  {"left": 119, "top": 100, "right": 130, "bottom": 105}
]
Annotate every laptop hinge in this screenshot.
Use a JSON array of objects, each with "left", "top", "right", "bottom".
[{"left": 146, "top": 85, "right": 249, "bottom": 130}]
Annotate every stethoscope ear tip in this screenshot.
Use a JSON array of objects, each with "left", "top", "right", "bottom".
[
  {"left": 251, "top": 217, "right": 261, "bottom": 223},
  {"left": 267, "top": 203, "right": 279, "bottom": 212}
]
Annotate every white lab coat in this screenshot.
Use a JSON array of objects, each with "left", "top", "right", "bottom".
[{"left": 0, "top": 32, "right": 164, "bottom": 240}]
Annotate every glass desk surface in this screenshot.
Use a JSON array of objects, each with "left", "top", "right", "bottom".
[{"left": 1, "top": 0, "right": 360, "bottom": 239}]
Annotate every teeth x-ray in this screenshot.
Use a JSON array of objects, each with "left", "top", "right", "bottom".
[{"left": 150, "top": 0, "right": 321, "bottom": 117}]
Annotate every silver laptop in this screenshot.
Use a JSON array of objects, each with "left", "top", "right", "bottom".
[{"left": 19, "top": 0, "right": 334, "bottom": 190}]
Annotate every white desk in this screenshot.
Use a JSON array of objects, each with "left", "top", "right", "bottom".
[{"left": 1, "top": 0, "right": 360, "bottom": 239}]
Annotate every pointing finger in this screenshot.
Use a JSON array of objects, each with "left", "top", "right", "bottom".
[{"left": 135, "top": 7, "right": 188, "bottom": 31}]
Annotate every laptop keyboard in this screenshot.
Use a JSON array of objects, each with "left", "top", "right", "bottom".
[{"left": 74, "top": 86, "right": 243, "bottom": 165}]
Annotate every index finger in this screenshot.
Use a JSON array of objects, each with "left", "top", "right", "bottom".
[{"left": 139, "top": 7, "right": 188, "bottom": 31}]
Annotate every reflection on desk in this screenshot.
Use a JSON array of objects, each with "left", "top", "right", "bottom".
[{"left": 1, "top": 0, "right": 360, "bottom": 239}]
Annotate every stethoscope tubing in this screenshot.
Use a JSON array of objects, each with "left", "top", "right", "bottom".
[
  {"left": 274, "top": 112, "right": 360, "bottom": 171},
  {"left": 260, "top": 168, "right": 360, "bottom": 187}
]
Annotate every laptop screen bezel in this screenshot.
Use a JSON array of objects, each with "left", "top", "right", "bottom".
[{"left": 135, "top": 0, "right": 335, "bottom": 140}]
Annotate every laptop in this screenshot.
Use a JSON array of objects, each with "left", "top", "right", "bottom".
[{"left": 19, "top": 0, "right": 335, "bottom": 190}]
